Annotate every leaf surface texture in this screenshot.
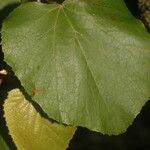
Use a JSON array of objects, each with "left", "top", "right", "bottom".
[{"left": 4, "top": 89, "right": 75, "bottom": 150}]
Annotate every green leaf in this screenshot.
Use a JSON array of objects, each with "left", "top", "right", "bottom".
[
  {"left": 2, "top": 1, "right": 150, "bottom": 134},
  {"left": 4, "top": 89, "right": 76, "bottom": 150},
  {"left": 0, "top": 133, "right": 10, "bottom": 150},
  {"left": 0, "top": 0, "right": 20, "bottom": 10}
]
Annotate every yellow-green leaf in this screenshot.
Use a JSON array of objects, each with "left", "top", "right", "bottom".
[{"left": 4, "top": 89, "right": 76, "bottom": 150}]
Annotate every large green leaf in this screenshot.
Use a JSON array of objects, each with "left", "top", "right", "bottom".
[
  {"left": 0, "top": 0, "right": 20, "bottom": 10},
  {"left": 4, "top": 89, "right": 76, "bottom": 150},
  {"left": 2, "top": 1, "right": 150, "bottom": 134}
]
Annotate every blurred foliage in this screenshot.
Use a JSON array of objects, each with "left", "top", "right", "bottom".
[{"left": 138, "top": 0, "right": 150, "bottom": 31}]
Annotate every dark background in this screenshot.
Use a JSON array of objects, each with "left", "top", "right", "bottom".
[{"left": 0, "top": 0, "right": 150, "bottom": 150}]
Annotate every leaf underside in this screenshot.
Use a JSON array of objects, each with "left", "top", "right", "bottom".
[
  {"left": 2, "top": 0, "right": 150, "bottom": 134},
  {"left": 4, "top": 89, "right": 76, "bottom": 150}
]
